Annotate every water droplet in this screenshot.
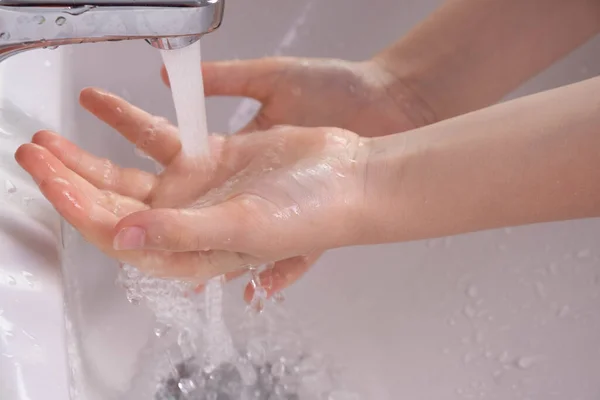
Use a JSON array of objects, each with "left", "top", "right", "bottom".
[
  {"left": 294, "top": 354, "right": 324, "bottom": 375},
  {"left": 463, "top": 352, "right": 476, "bottom": 365},
  {"left": 548, "top": 263, "right": 559, "bottom": 276},
  {"left": 271, "top": 361, "right": 286, "bottom": 378},
  {"left": 121, "top": 89, "right": 132, "bottom": 100},
  {"left": 272, "top": 291, "right": 285, "bottom": 303},
  {"left": 426, "top": 239, "right": 439, "bottom": 248},
  {"left": 44, "top": 60, "right": 51, "bottom": 67},
  {"left": 446, "top": 317, "right": 456, "bottom": 326},
  {"left": 22, "top": 271, "right": 36, "bottom": 288},
  {"left": 246, "top": 340, "right": 266, "bottom": 366},
  {"left": 0, "top": 32, "right": 10, "bottom": 40},
  {"left": 498, "top": 351, "right": 510, "bottom": 364},
  {"left": 515, "top": 356, "right": 536, "bottom": 369},
  {"left": 534, "top": 281, "right": 546, "bottom": 299},
  {"left": 125, "top": 289, "right": 141, "bottom": 305},
  {"left": 497, "top": 244, "right": 507, "bottom": 251},
  {"left": 249, "top": 286, "right": 267, "bottom": 313},
  {"left": 153, "top": 324, "right": 170, "bottom": 337},
  {"left": 557, "top": 305, "right": 570, "bottom": 318},
  {"left": 474, "top": 331, "right": 484, "bottom": 344},
  {"left": 291, "top": 87, "right": 302, "bottom": 96},
  {"left": 66, "top": 5, "right": 94, "bottom": 15},
  {"left": 4, "top": 180, "right": 16, "bottom": 194},
  {"left": 576, "top": 249, "right": 591, "bottom": 259},
  {"left": 34, "top": 15, "right": 45, "bottom": 24},
  {"left": 237, "top": 358, "right": 258, "bottom": 385},
  {"left": 55, "top": 16, "right": 67, "bottom": 26},
  {"left": 444, "top": 236, "right": 453, "bottom": 248},
  {"left": 178, "top": 378, "right": 196, "bottom": 394},
  {"left": 504, "top": 227, "right": 513, "bottom": 235},
  {"left": 466, "top": 285, "right": 478, "bottom": 298},
  {"left": 7, "top": 276, "right": 16, "bottom": 286},
  {"left": 463, "top": 304, "right": 477, "bottom": 318}
]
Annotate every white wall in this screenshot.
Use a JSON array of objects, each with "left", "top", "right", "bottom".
[{"left": 2, "top": 0, "right": 600, "bottom": 399}]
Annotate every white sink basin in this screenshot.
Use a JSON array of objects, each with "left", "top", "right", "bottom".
[{"left": 0, "top": 129, "right": 68, "bottom": 398}]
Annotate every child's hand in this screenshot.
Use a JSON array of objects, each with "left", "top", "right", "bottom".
[
  {"left": 16, "top": 88, "right": 370, "bottom": 297},
  {"left": 160, "top": 56, "right": 430, "bottom": 296},
  {"left": 162, "top": 57, "right": 428, "bottom": 137}
]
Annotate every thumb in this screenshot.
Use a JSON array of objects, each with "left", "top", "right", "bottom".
[
  {"left": 160, "top": 58, "right": 287, "bottom": 101},
  {"left": 112, "top": 202, "right": 249, "bottom": 253}
]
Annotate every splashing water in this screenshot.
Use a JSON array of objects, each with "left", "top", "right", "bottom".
[
  {"left": 117, "top": 39, "right": 234, "bottom": 393},
  {"left": 117, "top": 40, "right": 359, "bottom": 400},
  {"left": 161, "top": 39, "right": 235, "bottom": 372}
]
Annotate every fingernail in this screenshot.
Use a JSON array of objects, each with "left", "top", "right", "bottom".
[{"left": 114, "top": 227, "right": 146, "bottom": 250}]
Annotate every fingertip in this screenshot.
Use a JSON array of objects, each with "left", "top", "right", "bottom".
[
  {"left": 114, "top": 208, "right": 169, "bottom": 236},
  {"left": 79, "top": 86, "right": 102, "bottom": 103},
  {"left": 114, "top": 210, "right": 146, "bottom": 232},
  {"left": 160, "top": 66, "right": 170, "bottom": 87},
  {"left": 14, "top": 143, "right": 31, "bottom": 165},
  {"left": 14, "top": 142, "right": 43, "bottom": 166},
  {"left": 243, "top": 283, "right": 254, "bottom": 304},
  {"left": 31, "top": 129, "right": 59, "bottom": 147},
  {"left": 194, "top": 283, "right": 205, "bottom": 294}
]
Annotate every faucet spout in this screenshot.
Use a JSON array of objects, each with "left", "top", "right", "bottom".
[{"left": 0, "top": 0, "right": 224, "bottom": 62}]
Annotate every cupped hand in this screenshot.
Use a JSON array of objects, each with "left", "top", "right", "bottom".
[
  {"left": 161, "top": 57, "right": 432, "bottom": 137},
  {"left": 15, "top": 88, "right": 370, "bottom": 299},
  {"left": 160, "top": 56, "right": 433, "bottom": 296}
]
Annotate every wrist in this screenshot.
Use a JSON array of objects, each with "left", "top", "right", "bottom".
[
  {"left": 352, "top": 132, "right": 421, "bottom": 246},
  {"left": 365, "top": 56, "right": 440, "bottom": 130}
]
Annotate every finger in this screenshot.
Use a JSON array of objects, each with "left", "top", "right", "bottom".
[
  {"left": 237, "top": 117, "right": 261, "bottom": 134},
  {"left": 243, "top": 252, "right": 323, "bottom": 303},
  {"left": 16, "top": 142, "right": 147, "bottom": 218},
  {"left": 236, "top": 111, "right": 277, "bottom": 134},
  {"left": 79, "top": 87, "right": 181, "bottom": 165},
  {"left": 32, "top": 130, "right": 158, "bottom": 202},
  {"left": 161, "top": 59, "right": 287, "bottom": 101},
  {"left": 194, "top": 269, "right": 248, "bottom": 293},
  {"left": 15, "top": 143, "right": 121, "bottom": 251},
  {"left": 112, "top": 198, "right": 257, "bottom": 252}
]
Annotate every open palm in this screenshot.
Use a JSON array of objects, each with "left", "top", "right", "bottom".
[
  {"left": 16, "top": 88, "right": 368, "bottom": 296},
  {"left": 158, "top": 56, "right": 430, "bottom": 297}
]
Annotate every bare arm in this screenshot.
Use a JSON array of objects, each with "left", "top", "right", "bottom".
[
  {"left": 361, "top": 76, "right": 600, "bottom": 244},
  {"left": 374, "top": 0, "right": 600, "bottom": 122}
]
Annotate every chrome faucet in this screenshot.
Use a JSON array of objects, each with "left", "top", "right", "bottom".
[{"left": 0, "top": 0, "right": 224, "bottom": 61}]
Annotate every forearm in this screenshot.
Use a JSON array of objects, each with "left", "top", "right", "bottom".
[
  {"left": 360, "top": 76, "right": 600, "bottom": 244},
  {"left": 373, "top": 0, "right": 600, "bottom": 122}
]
